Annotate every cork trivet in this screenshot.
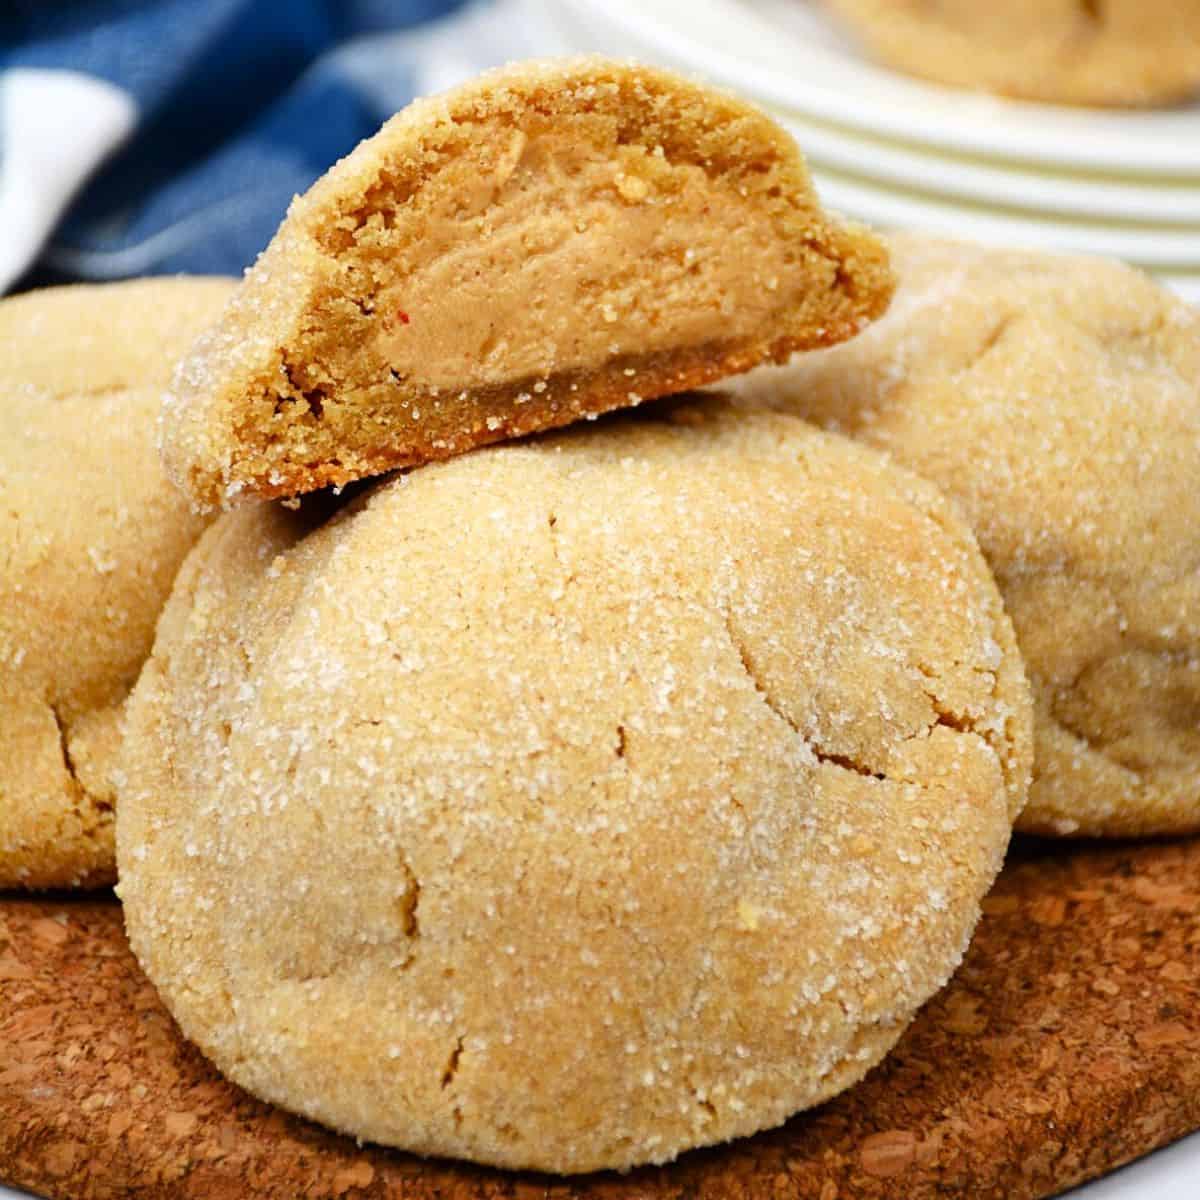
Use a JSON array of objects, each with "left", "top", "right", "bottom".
[{"left": 1, "top": 838, "right": 1198, "bottom": 1200}]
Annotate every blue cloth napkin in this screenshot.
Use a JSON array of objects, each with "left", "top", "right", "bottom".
[{"left": 0, "top": 0, "right": 547, "bottom": 289}]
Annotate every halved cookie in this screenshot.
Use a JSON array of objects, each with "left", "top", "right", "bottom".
[{"left": 161, "top": 56, "right": 894, "bottom": 509}]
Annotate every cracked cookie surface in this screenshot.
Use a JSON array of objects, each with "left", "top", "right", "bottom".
[
  {"left": 730, "top": 234, "right": 1200, "bottom": 837},
  {"left": 119, "top": 399, "right": 1030, "bottom": 1173},
  {"left": 0, "top": 276, "right": 234, "bottom": 889},
  {"left": 160, "top": 56, "right": 893, "bottom": 511},
  {"left": 822, "top": 0, "right": 1200, "bottom": 106}
]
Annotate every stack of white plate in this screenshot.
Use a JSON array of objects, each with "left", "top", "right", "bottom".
[{"left": 530, "top": 0, "right": 1200, "bottom": 301}]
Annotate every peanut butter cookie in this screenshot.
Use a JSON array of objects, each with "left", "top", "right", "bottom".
[
  {"left": 0, "top": 277, "right": 233, "bottom": 889},
  {"left": 120, "top": 400, "right": 1030, "bottom": 1173},
  {"left": 160, "top": 57, "right": 893, "bottom": 510},
  {"left": 732, "top": 234, "right": 1200, "bottom": 837}
]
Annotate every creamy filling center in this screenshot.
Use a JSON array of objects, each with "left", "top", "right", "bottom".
[{"left": 368, "top": 124, "right": 805, "bottom": 393}]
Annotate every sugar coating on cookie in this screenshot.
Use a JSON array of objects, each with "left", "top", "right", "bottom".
[
  {"left": 822, "top": 0, "right": 1200, "bottom": 106},
  {"left": 0, "top": 277, "right": 234, "bottom": 889},
  {"left": 731, "top": 234, "right": 1200, "bottom": 838},
  {"left": 120, "top": 401, "right": 1030, "bottom": 1173},
  {"left": 160, "top": 56, "right": 895, "bottom": 510}
]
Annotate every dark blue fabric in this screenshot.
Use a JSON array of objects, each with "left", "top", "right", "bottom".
[
  {"left": 1, "top": 0, "right": 472, "bottom": 281},
  {"left": 0, "top": 1, "right": 331, "bottom": 111},
  {"left": 332, "top": 0, "right": 468, "bottom": 35}
]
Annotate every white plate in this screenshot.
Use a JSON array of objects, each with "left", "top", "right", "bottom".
[
  {"left": 764, "top": 109, "right": 1200, "bottom": 227},
  {"left": 555, "top": 0, "right": 1200, "bottom": 176},
  {"left": 1061, "top": 1132, "right": 1200, "bottom": 1197},
  {"left": 809, "top": 168, "right": 1200, "bottom": 268},
  {"left": 1163, "top": 275, "right": 1200, "bottom": 304}
]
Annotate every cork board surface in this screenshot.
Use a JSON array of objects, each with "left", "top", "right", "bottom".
[{"left": 1, "top": 837, "right": 1198, "bottom": 1200}]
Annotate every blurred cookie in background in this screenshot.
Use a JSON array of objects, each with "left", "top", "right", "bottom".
[{"left": 822, "top": 0, "right": 1200, "bottom": 106}]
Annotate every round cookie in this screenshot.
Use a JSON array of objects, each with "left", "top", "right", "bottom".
[
  {"left": 822, "top": 0, "right": 1200, "bottom": 106},
  {"left": 731, "top": 234, "right": 1200, "bottom": 837},
  {"left": 161, "top": 56, "right": 893, "bottom": 510},
  {"left": 119, "top": 400, "right": 1031, "bottom": 1173},
  {"left": 0, "top": 276, "right": 234, "bottom": 890}
]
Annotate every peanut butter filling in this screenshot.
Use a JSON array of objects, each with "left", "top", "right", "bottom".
[{"left": 362, "top": 120, "right": 806, "bottom": 393}]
